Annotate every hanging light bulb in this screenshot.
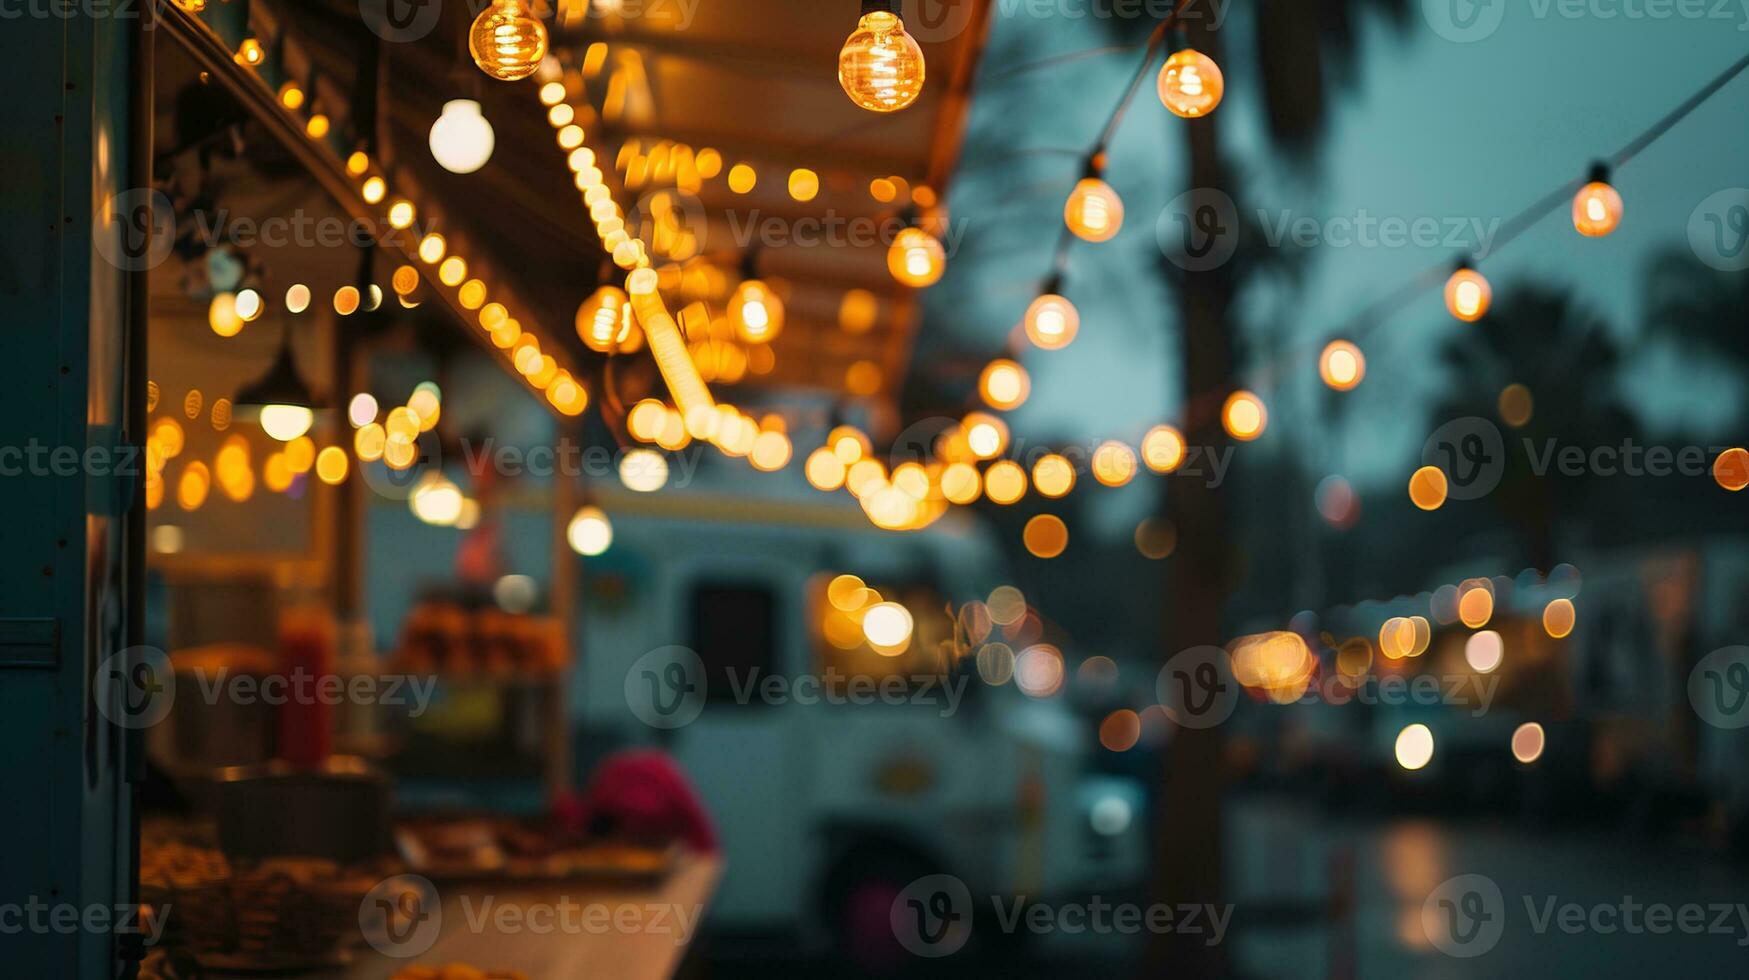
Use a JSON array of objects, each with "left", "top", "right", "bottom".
[
  {"left": 575, "top": 284, "right": 633, "bottom": 353},
  {"left": 1024, "top": 284, "right": 1080, "bottom": 350},
  {"left": 838, "top": 2, "right": 926, "bottom": 113},
  {"left": 1158, "top": 48, "right": 1223, "bottom": 118},
  {"left": 1065, "top": 161, "right": 1124, "bottom": 243},
  {"left": 1572, "top": 163, "right": 1623, "bottom": 238},
  {"left": 729, "top": 279, "right": 785, "bottom": 344},
  {"left": 470, "top": 0, "right": 548, "bottom": 82},
  {"left": 566, "top": 505, "right": 613, "bottom": 556},
  {"left": 236, "top": 326, "right": 320, "bottom": 442},
  {"left": 234, "top": 33, "right": 265, "bottom": 68},
  {"left": 979, "top": 359, "right": 1031, "bottom": 410},
  {"left": 429, "top": 99, "right": 496, "bottom": 174},
  {"left": 1444, "top": 263, "right": 1492, "bottom": 322},
  {"left": 1319, "top": 340, "right": 1366, "bottom": 391},
  {"left": 888, "top": 226, "right": 945, "bottom": 287}
]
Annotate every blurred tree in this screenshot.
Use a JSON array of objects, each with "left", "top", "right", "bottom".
[{"left": 1430, "top": 285, "right": 1639, "bottom": 571}]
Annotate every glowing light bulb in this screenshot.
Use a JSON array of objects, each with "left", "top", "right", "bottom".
[
  {"left": 1024, "top": 293, "right": 1079, "bottom": 350},
  {"left": 1319, "top": 340, "right": 1366, "bottom": 391},
  {"left": 1065, "top": 177, "right": 1123, "bottom": 243},
  {"left": 1158, "top": 48, "right": 1223, "bottom": 118},
  {"left": 888, "top": 227, "right": 945, "bottom": 287},
  {"left": 838, "top": 10, "right": 925, "bottom": 113},
  {"left": 209, "top": 293, "right": 243, "bottom": 337},
  {"left": 259, "top": 405, "right": 314, "bottom": 442},
  {"left": 1572, "top": 177, "right": 1623, "bottom": 238},
  {"left": 1222, "top": 391, "right": 1267, "bottom": 441},
  {"left": 470, "top": 0, "right": 548, "bottom": 82},
  {"left": 429, "top": 99, "right": 495, "bottom": 174},
  {"left": 235, "top": 35, "right": 264, "bottom": 67},
  {"left": 1444, "top": 266, "right": 1491, "bottom": 322},
  {"left": 566, "top": 505, "right": 613, "bottom": 556},
  {"left": 575, "top": 285, "right": 633, "bottom": 353},
  {"left": 729, "top": 279, "right": 784, "bottom": 343},
  {"left": 978, "top": 359, "right": 1030, "bottom": 410}
]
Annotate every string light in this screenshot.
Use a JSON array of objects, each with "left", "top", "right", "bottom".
[
  {"left": 1157, "top": 48, "right": 1223, "bottom": 118},
  {"left": 888, "top": 226, "right": 945, "bottom": 287},
  {"left": 429, "top": 99, "right": 496, "bottom": 174},
  {"left": 1444, "top": 263, "right": 1492, "bottom": 322},
  {"left": 978, "top": 359, "right": 1030, "bottom": 410},
  {"left": 729, "top": 271, "right": 784, "bottom": 344},
  {"left": 1222, "top": 391, "right": 1267, "bottom": 442},
  {"left": 1065, "top": 164, "right": 1124, "bottom": 243},
  {"left": 1572, "top": 163, "right": 1623, "bottom": 237},
  {"left": 470, "top": 0, "right": 548, "bottom": 81},
  {"left": 1024, "top": 289, "right": 1080, "bottom": 350},
  {"left": 1319, "top": 340, "right": 1366, "bottom": 391},
  {"left": 838, "top": 2, "right": 926, "bottom": 113},
  {"left": 576, "top": 284, "right": 634, "bottom": 352}
]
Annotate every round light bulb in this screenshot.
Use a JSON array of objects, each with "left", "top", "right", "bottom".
[
  {"left": 1572, "top": 181, "right": 1623, "bottom": 238},
  {"left": 978, "top": 359, "right": 1030, "bottom": 410},
  {"left": 838, "top": 11, "right": 925, "bottom": 113},
  {"left": 1065, "top": 177, "right": 1124, "bottom": 243},
  {"left": 470, "top": 0, "right": 548, "bottom": 82},
  {"left": 729, "top": 279, "right": 785, "bottom": 343},
  {"left": 1222, "top": 391, "right": 1267, "bottom": 441},
  {"left": 429, "top": 99, "right": 496, "bottom": 174},
  {"left": 575, "top": 286, "right": 633, "bottom": 353},
  {"left": 1444, "top": 267, "right": 1492, "bottom": 322},
  {"left": 1158, "top": 48, "right": 1224, "bottom": 118},
  {"left": 566, "top": 505, "right": 613, "bottom": 556},
  {"left": 1024, "top": 293, "right": 1080, "bottom": 350},
  {"left": 259, "top": 405, "right": 314, "bottom": 442},
  {"left": 1319, "top": 340, "right": 1366, "bottom": 391},
  {"left": 887, "top": 227, "right": 945, "bottom": 287},
  {"left": 208, "top": 293, "right": 243, "bottom": 337}
]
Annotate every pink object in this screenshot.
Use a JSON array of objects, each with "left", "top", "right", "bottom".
[{"left": 562, "top": 750, "right": 719, "bottom": 853}]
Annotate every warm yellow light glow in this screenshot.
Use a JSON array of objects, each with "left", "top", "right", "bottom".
[
  {"left": 576, "top": 285, "right": 633, "bottom": 352},
  {"left": 177, "top": 462, "right": 211, "bottom": 510},
  {"left": 259, "top": 405, "right": 314, "bottom": 442},
  {"left": 438, "top": 256, "right": 468, "bottom": 287},
  {"left": 1572, "top": 181, "right": 1623, "bottom": 237},
  {"left": 1065, "top": 177, "right": 1123, "bottom": 243},
  {"left": 284, "top": 284, "right": 311, "bottom": 314},
  {"left": 863, "top": 602, "right": 915, "bottom": 653},
  {"left": 315, "top": 447, "right": 349, "bottom": 485},
  {"left": 978, "top": 360, "right": 1030, "bottom": 410},
  {"left": 387, "top": 199, "right": 416, "bottom": 230},
  {"left": 235, "top": 36, "right": 264, "bottom": 67},
  {"left": 419, "top": 234, "right": 447, "bottom": 265},
  {"left": 354, "top": 423, "right": 386, "bottom": 461},
  {"left": 348, "top": 393, "right": 379, "bottom": 428},
  {"left": 838, "top": 11, "right": 925, "bottom": 113},
  {"left": 333, "top": 285, "right": 361, "bottom": 316},
  {"left": 1158, "top": 48, "right": 1223, "bottom": 118},
  {"left": 888, "top": 227, "right": 945, "bottom": 288},
  {"left": 1395, "top": 724, "right": 1435, "bottom": 770},
  {"left": 1408, "top": 465, "right": 1449, "bottom": 511},
  {"left": 457, "top": 279, "right": 487, "bottom": 310},
  {"left": 984, "top": 460, "right": 1027, "bottom": 504},
  {"left": 306, "top": 114, "right": 331, "bottom": 139},
  {"left": 278, "top": 82, "right": 305, "bottom": 110},
  {"left": 1458, "top": 584, "right": 1495, "bottom": 629},
  {"left": 1445, "top": 267, "right": 1492, "bottom": 322},
  {"left": 787, "top": 168, "right": 820, "bottom": 202},
  {"left": 1024, "top": 293, "right": 1080, "bottom": 350},
  {"left": 361, "top": 176, "right": 386, "bottom": 205},
  {"left": 805, "top": 448, "right": 848, "bottom": 491},
  {"left": 1465, "top": 630, "right": 1504, "bottom": 673},
  {"left": 1319, "top": 340, "right": 1365, "bottom": 391},
  {"left": 1499, "top": 383, "right": 1535, "bottom": 428},
  {"left": 963, "top": 413, "right": 1009, "bottom": 460},
  {"left": 284, "top": 436, "right": 316, "bottom": 474},
  {"left": 410, "top": 475, "right": 465, "bottom": 526},
  {"left": 1542, "top": 598, "right": 1576, "bottom": 638},
  {"left": 470, "top": 0, "right": 549, "bottom": 81},
  {"left": 619, "top": 449, "right": 669, "bottom": 492},
  {"left": 727, "top": 163, "right": 757, "bottom": 194},
  {"left": 750, "top": 430, "right": 793, "bottom": 472},
  {"left": 208, "top": 293, "right": 243, "bottom": 337},
  {"left": 941, "top": 462, "right": 981, "bottom": 504},
  {"left": 428, "top": 99, "right": 496, "bottom": 175},
  {"left": 829, "top": 426, "right": 871, "bottom": 465},
  {"left": 839, "top": 289, "right": 878, "bottom": 334},
  {"left": 1032, "top": 454, "right": 1075, "bottom": 498},
  {"left": 539, "top": 81, "right": 566, "bottom": 105},
  {"left": 729, "top": 279, "right": 784, "bottom": 343},
  {"left": 567, "top": 505, "right": 613, "bottom": 556},
  {"left": 1222, "top": 391, "right": 1267, "bottom": 441},
  {"left": 1091, "top": 441, "right": 1137, "bottom": 487},
  {"left": 345, "top": 151, "right": 370, "bottom": 177},
  {"left": 1142, "top": 425, "right": 1186, "bottom": 473}
]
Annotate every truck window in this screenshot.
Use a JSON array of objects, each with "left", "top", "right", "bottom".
[{"left": 689, "top": 582, "right": 778, "bottom": 704}]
